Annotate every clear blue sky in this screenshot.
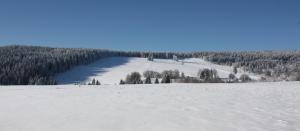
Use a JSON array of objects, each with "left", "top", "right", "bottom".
[{"left": 0, "top": 0, "right": 299, "bottom": 51}]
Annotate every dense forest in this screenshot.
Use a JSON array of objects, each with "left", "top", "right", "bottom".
[
  {"left": 194, "top": 51, "right": 300, "bottom": 81},
  {"left": 0, "top": 45, "right": 142, "bottom": 85},
  {"left": 0, "top": 45, "right": 299, "bottom": 85}
]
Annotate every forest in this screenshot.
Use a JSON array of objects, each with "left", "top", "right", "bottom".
[
  {"left": 0, "top": 45, "right": 142, "bottom": 85},
  {"left": 0, "top": 45, "right": 299, "bottom": 85},
  {"left": 196, "top": 51, "right": 300, "bottom": 81}
]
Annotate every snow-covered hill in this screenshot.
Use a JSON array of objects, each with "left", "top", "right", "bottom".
[
  {"left": 55, "top": 57, "right": 261, "bottom": 85},
  {"left": 0, "top": 82, "right": 299, "bottom": 131}
]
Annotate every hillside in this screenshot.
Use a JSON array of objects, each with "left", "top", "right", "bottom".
[
  {"left": 1, "top": 45, "right": 299, "bottom": 85},
  {"left": 0, "top": 82, "right": 299, "bottom": 131},
  {"left": 0, "top": 45, "right": 133, "bottom": 85},
  {"left": 55, "top": 57, "right": 261, "bottom": 85}
]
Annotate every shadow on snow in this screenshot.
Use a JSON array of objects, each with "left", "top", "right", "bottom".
[{"left": 55, "top": 57, "right": 131, "bottom": 84}]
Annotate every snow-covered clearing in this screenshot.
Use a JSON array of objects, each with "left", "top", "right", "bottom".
[
  {"left": 0, "top": 82, "right": 299, "bottom": 131},
  {"left": 56, "top": 57, "right": 260, "bottom": 85}
]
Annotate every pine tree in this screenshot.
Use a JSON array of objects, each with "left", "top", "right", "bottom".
[
  {"left": 155, "top": 78, "right": 159, "bottom": 84},
  {"left": 233, "top": 66, "right": 238, "bottom": 74},
  {"left": 145, "top": 76, "right": 151, "bottom": 84},
  {"left": 147, "top": 54, "right": 153, "bottom": 61},
  {"left": 92, "top": 78, "right": 96, "bottom": 85},
  {"left": 96, "top": 80, "right": 101, "bottom": 85},
  {"left": 120, "top": 79, "right": 125, "bottom": 85},
  {"left": 161, "top": 75, "right": 171, "bottom": 83},
  {"left": 181, "top": 72, "right": 185, "bottom": 78}
]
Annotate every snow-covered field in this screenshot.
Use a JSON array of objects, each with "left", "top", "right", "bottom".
[
  {"left": 56, "top": 57, "right": 260, "bottom": 85},
  {"left": 0, "top": 82, "right": 299, "bottom": 131}
]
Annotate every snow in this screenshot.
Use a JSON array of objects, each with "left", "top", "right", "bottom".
[
  {"left": 0, "top": 82, "right": 299, "bottom": 131},
  {"left": 55, "top": 57, "right": 261, "bottom": 85}
]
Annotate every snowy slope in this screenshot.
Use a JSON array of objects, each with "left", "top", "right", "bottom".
[
  {"left": 0, "top": 82, "right": 299, "bottom": 131},
  {"left": 55, "top": 57, "right": 261, "bottom": 85}
]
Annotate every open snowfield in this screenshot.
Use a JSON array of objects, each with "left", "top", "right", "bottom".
[
  {"left": 55, "top": 57, "right": 260, "bottom": 85},
  {"left": 0, "top": 82, "right": 299, "bottom": 131}
]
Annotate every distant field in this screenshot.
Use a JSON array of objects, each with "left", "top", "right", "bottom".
[
  {"left": 55, "top": 57, "right": 261, "bottom": 85},
  {"left": 1, "top": 82, "right": 299, "bottom": 131}
]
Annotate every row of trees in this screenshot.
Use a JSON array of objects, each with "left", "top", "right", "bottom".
[
  {"left": 88, "top": 78, "right": 101, "bottom": 85},
  {"left": 120, "top": 72, "right": 159, "bottom": 84},
  {"left": 120, "top": 70, "right": 181, "bottom": 85},
  {"left": 120, "top": 69, "right": 253, "bottom": 85}
]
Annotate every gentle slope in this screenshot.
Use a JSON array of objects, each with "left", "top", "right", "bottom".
[{"left": 0, "top": 82, "right": 299, "bottom": 131}]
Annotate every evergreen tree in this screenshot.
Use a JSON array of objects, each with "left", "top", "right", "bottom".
[
  {"left": 233, "top": 66, "right": 238, "bottom": 74},
  {"left": 145, "top": 76, "right": 152, "bottom": 84},
  {"left": 161, "top": 75, "right": 171, "bottom": 83},
  {"left": 92, "top": 78, "right": 96, "bottom": 85},
  {"left": 120, "top": 79, "right": 125, "bottom": 85},
  {"left": 155, "top": 78, "right": 159, "bottom": 84},
  {"left": 96, "top": 80, "right": 101, "bottom": 85},
  {"left": 181, "top": 72, "right": 185, "bottom": 78},
  {"left": 147, "top": 54, "right": 153, "bottom": 61}
]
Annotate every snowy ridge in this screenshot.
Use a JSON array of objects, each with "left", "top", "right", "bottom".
[
  {"left": 55, "top": 57, "right": 261, "bottom": 85},
  {"left": 0, "top": 82, "right": 299, "bottom": 131}
]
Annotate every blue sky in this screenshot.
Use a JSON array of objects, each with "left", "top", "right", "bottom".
[{"left": 0, "top": 0, "right": 299, "bottom": 51}]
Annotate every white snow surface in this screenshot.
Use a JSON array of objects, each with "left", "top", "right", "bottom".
[
  {"left": 55, "top": 57, "right": 260, "bottom": 85},
  {"left": 0, "top": 82, "right": 300, "bottom": 131}
]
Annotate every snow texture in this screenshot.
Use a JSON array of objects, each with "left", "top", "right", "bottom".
[
  {"left": 0, "top": 82, "right": 299, "bottom": 131},
  {"left": 55, "top": 57, "right": 260, "bottom": 85}
]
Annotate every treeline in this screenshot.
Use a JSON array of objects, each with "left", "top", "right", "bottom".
[
  {"left": 196, "top": 51, "right": 300, "bottom": 81},
  {"left": 144, "top": 51, "right": 300, "bottom": 81},
  {"left": 139, "top": 51, "right": 300, "bottom": 81}
]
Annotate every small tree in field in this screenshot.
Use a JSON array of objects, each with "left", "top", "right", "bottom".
[
  {"left": 233, "top": 66, "right": 238, "bottom": 74},
  {"left": 228, "top": 73, "right": 237, "bottom": 82},
  {"left": 125, "top": 72, "right": 142, "bottom": 84},
  {"left": 198, "top": 68, "right": 222, "bottom": 83},
  {"left": 181, "top": 72, "right": 185, "bottom": 78},
  {"left": 161, "top": 75, "right": 171, "bottom": 83},
  {"left": 155, "top": 78, "right": 159, "bottom": 84},
  {"left": 229, "top": 73, "right": 236, "bottom": 79},
  {"left": 228, "top": 73, "right": 236, "bottom": 81},
  {"left": 147, "top": 54, "right": 154, "bottom": 61},
  {"left": 96, "top": 80, "right": 101, "bottom": 85},
  {"left": 145, "top": 76, "right": 152, "bottom": 84},
  {"left": 239, "top": 74, "right": 252, "bottom": 82},
  {"left": 199, "top": 69, "right": 217, "bottom": 81},
  {"left": 92, "top": 78, "right": 96, "bottom": 85},
  {"left": 120, "top": 79, "right": 125, "bottom": 85}
]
